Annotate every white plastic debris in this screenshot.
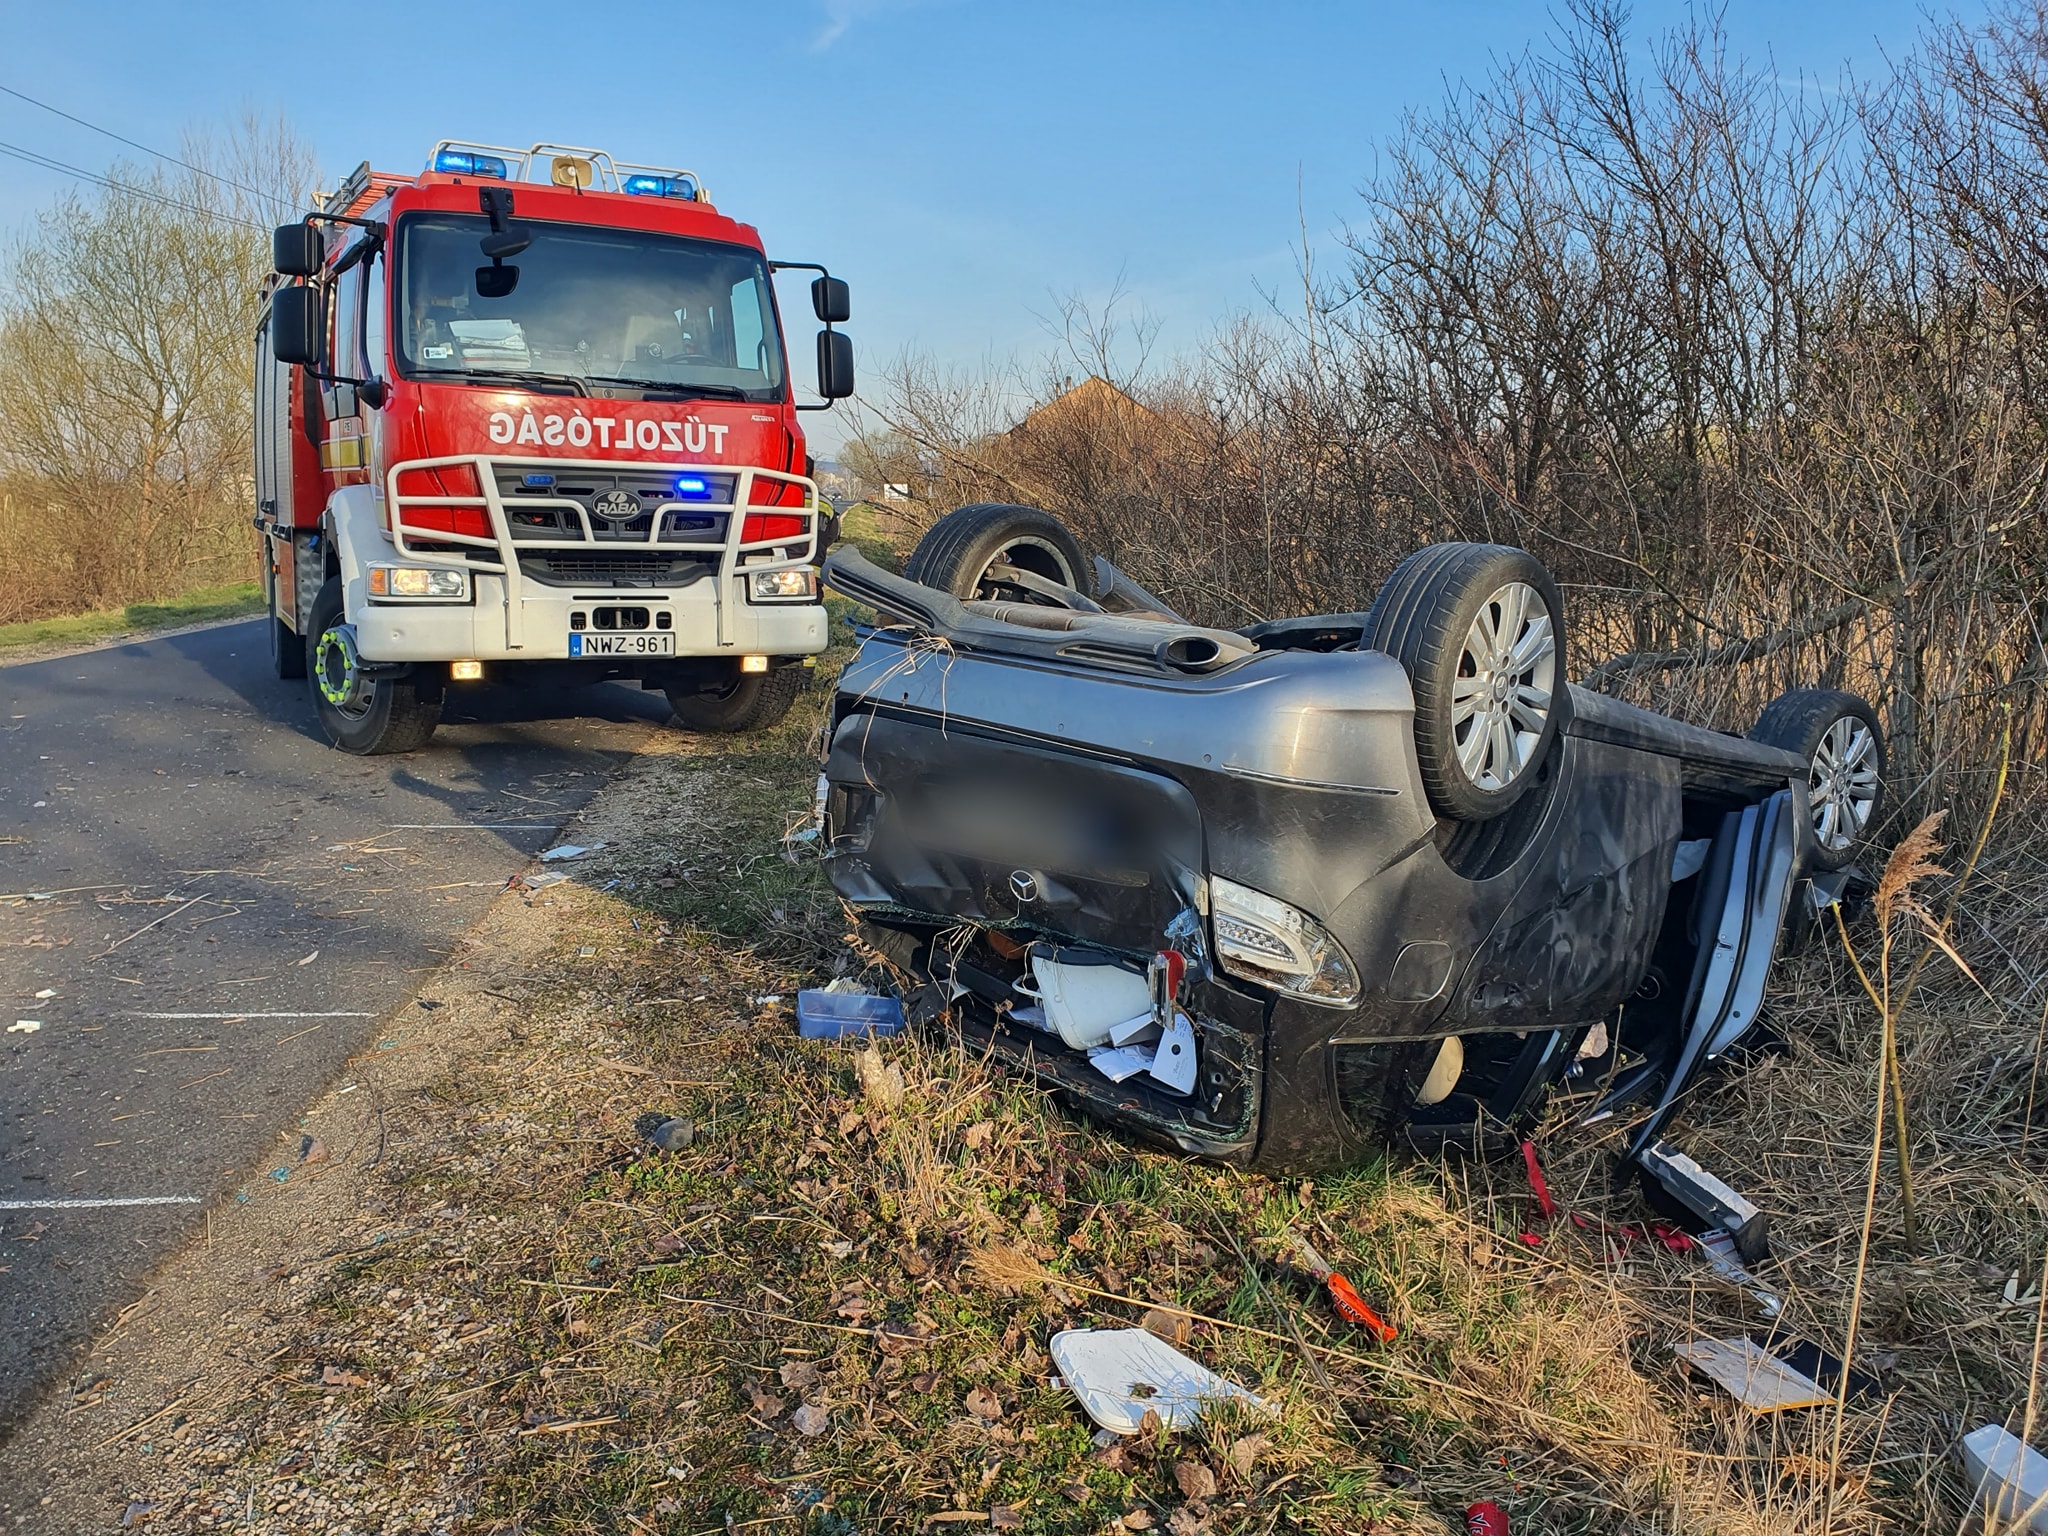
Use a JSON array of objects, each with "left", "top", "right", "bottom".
[
  {"left": 1674, "top": 1337, "right": 1830, "bottom": 1413},
  {"left": 34, "top": 989, "right": 55, "bottom": 999},
  {"left": 9, "top": 1020, "right": 43, "bottom": 1034},
  {"left": 1049, "top": 1327, "right": 1275, "bottom": 1435},
  {"left": 1108, "top": 1013, "right": 1162, "bottom": 1048},
  {"left": 540, "top": 842, "right": 605, "bottom": 862},
  {"left": 1145, "top": 1009, "right": 1198, "bottom": 1095},
  {"left": 1697, "top": 1229, "right": 1783, "bottom": 1319},
  {"left": 1955, "top": 1423, "right": 2048, "bottom": 1534},
  {"left": 1027, "top": 953, "right": 1152, "bottom": 1050},
  {"left": 519, "top": 870, "right": 568, "bottom": 891},
  {"left": 1086, "top": 1043, "right": 1154, "bottom": 1083}
]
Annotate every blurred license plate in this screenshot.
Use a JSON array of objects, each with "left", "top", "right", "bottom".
[{"left": 569, "top": 632, "right": 674, "bottom": 657}]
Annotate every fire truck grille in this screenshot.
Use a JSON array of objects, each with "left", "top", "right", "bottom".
[{"left": 518, "top": 552, "right": 715, "bottom": 587}]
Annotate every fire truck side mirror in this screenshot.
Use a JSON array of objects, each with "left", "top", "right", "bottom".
[
  {"left": 270, "top": 285, "right": 326, "bottom": 370},
  {"left": 273, "top": 223, "right": 323, "bottom": 279},
  {"left": 810, "top": 276, "right": 851, "bottom": 325},
  {"left": 816, "top": 329, "right": 854, "bottom": 401}
]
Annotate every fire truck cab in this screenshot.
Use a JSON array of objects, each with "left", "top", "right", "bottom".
[{"left": 254, "top": 141, "right": 852, "bottom": 753}]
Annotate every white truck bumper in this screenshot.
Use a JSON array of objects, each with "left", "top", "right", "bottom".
[{"left": 353, "top": 573, "right": 826, "bottom": 662}]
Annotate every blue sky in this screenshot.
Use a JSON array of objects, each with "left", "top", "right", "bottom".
[{"left": 1, "top": 0, "right": 1943, "bottom": 452}]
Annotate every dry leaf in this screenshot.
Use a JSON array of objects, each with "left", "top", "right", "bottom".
[
  {"left": 747, "top": 1382, "right": 785, "bottom": 1419},
  {"left": 791, "top": 1403, "right": 829, "bottom": 1436},
  {"left": 990, "top": 1505, "right": 1022, "bottom": 1529},
  {"left": 779, "top": 1360, "right": 823, "bottom": 1391},
  {"left": 910, "top": 1370, "right": 938, "bottom": 1393},
  {"left": 963, "top": 1121, "right": 995, "bottom": 1152},
  {"left": 1225, "top": 1435, "right": 1268, "bottom": 1481},
  {"left": 1172, "top": 1463, "right": 1217, "bottom": 1500},
  {"left": 838, "top": 1109, "right": 865, "bottom": 1137},
  {"left": 1168, "top": 1505, "right": 1213, "bottom": 1536},
  {"left": 1140, "top": 1307, "right": 1192, "bottom": 1348},
  {"left": 320, "top": 1365, "right": 368, "bottom": 1388},
  {"left": 1122, "top": 1511, "right": 1156, "bottom": 1530},
  {"left": 965, "top": 1385, "right": 1003, "bottom": 1421},
  {"left": 1060, "top": 1482, "right": 1091, "bottom": 1504},
  {"left": 1139, "top": 1408, "right": 1162, "bottom": 1438},
  {"left": 855, "top": 1045, "right": 905, "bottom": 1111}
]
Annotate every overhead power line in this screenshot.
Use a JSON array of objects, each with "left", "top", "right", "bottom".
[
  {"left": 0, "top": 80, "right": 279, "bottom": 206},
  {"left": 0, "top": 139, "right": 268, "bottom": 233}
]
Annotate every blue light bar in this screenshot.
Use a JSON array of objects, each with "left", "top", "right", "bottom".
[
  {"left": 434, "top": 150, "right": 508, "bottom": 179},
  {"left": 622, "top": 172, "right": 699, "bottom": 201},
  {"left": 522, "top": 473, "right": 555, "bottom": 487},
  {"left": 674, "top": 475, "right": 713, "bottom": 499}
]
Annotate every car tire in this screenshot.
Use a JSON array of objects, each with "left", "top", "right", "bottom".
[
  {"left": 1360, "top": 543, "right": 1566, "bottom": 822},
  {"left": 305, "top": 577, "right": 441, "bottom": 754},
  {"left": 265, "top": 551, "right": 306, "bottom": 679},
  {"left": 1749, "top": 688, "right": 1886, "bottom": 870},
  {"left": 667, "top": 665, "right": 803, "bottom": 733},
  {"left": 904, "top": 504, "right": 1094, "bottom": 603}
]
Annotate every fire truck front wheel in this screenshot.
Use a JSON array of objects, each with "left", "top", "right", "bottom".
[
  {"left": 665, "top": 665, "right": 803, "bottom": 734},
  {"left": 305, "top": 579, "right": 442, "bottom": 754}
]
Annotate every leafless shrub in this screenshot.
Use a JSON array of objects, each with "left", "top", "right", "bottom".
[{"left": 0, "top": 116, "right": 315, "bottom": 622}]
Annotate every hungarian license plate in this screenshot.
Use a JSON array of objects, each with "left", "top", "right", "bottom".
[{"left": 569, "top": 631, "right": 675, "bottom": 657}]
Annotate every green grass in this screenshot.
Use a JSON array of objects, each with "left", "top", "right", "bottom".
[{"left": 0, "top": 579, "right": 264, "bottom": 657}]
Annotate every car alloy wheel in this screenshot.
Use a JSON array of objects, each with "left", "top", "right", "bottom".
[
  {"left": 1450, "top": 580, "right": 1556, "bottom": 792},
  {"left": 1808, "top": 714, "right": 1881, "bottom": 853}
]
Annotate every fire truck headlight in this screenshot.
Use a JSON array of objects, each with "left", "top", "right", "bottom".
[
  {"left": 368, "top": 566, "right": 470, "bottom": 601},
  {"left": 748, "top": 567, "right": 818, "bottom": 602}
]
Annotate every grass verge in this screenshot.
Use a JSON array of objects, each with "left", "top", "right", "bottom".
[
  {"left": 0, "top": 580, "right": 264, "bottom": 659},
  {"left": 2, "top": 568, "right": 2042, "bottom": 1535}
]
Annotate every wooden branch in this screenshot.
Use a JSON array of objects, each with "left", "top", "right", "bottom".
[{"left": 1580, "top": 590, "right": 1889, "bottom": 691}]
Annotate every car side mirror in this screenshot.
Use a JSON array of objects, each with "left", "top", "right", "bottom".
[
  {"left": 274, "top": 223, "right": 323, "bottom": 278},
  {"left": 816, "top": 329, "right": 854, "bottom": 400},
  {"left": 270, "top": 284, "right": 325, "bottom": 368},
  {"left": 811, "top": 276, "right": 851, "bottom": 325}
]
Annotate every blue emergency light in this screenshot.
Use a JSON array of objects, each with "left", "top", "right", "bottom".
[
  {"left": 622, "top": 172, "right": 699, "bottom": 201},
  {"left": 674, "top": 475, "right": 713, "bottom": 499},
  {"left": 522, "top": 473, "right": 555, "bottom": 487},
  {"left": 434, "top": 150, "right": 508, "bottom": 179}
]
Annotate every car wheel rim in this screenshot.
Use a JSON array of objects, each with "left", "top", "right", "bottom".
[
  {"left": 1450, "top": 580, "right": 1555, "bottom": 792},
  {"left": 974, "top": 536, "right": 1081, "bottom": 602},
  {"left": 314, "top": 624, "right": 373, "bottom": 721},
  {"left": 1808, "top": 715, "right": 1879, "bottom": 851}
]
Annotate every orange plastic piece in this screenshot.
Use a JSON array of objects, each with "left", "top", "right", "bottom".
[{"left": 1326, "top": 1274, "right": 1397, "bottom": 1343}]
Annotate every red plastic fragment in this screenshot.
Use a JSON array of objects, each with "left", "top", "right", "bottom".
[
  {"left": 1466, "top": 1501, "right": 1509, "bottom": 1536},
  {"left": 1326, "top": 1274, "right": 1398, "bottom": 1343},
  {"left": 1520, "top": 1139, "right": 1556, "bottom": 1219}
]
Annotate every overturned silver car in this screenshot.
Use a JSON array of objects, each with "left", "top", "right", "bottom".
[{"left": 817, "top": 505, "right": 1886, "bottom": 1171}]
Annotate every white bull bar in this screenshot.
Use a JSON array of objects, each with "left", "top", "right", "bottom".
[{"left": 382, "top": 455, "right": 820, "bottom": 650}]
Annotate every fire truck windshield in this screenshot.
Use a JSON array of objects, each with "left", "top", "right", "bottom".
[{"left": 396, "top": 213, "right": 787, "bottom": 402}]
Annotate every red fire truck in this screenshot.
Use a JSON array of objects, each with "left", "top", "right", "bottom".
[{"left": 254, "top": 141, "right": 852, "bottom": 753}]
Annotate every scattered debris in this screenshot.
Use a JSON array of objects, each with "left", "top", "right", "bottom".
[
  {"left": 1637, "top": 1139, "right": 1769, "bottom": 1264},
  {"left": 1696, "top": 1229, "right": 1782, "bottom": 1319},
  {"left": 1049, "top": 1327, "right": 1276, "bottom": 1435},
  {"left": 298, "top": 1136, "right": 329, "bottom": 1166},
  {"left": 1465, "top": 1502, "right": 1509, "bottom": 1536},
  {"left": 791, "top": 1403, "right": 830, "bottom": 1436},
  {"left": 540, "top": 842, "right": 605, "bottom": 862},
  {"left": 8, "top": 1020, "right": 42, "bottom": 1034},
  {"left": 1674, "top": 1337, "right": 1831, "bottom": 1413},
  {"left": 1027, "top": 950, "right": 1152, "bottom": 1050},
  {"left": 797, "top": 989, "right": 906, "bottom": 1039},
  {"left": 1955, "top": 1423, "right": 2048, "bottom": 1534},
  {"left": 648, "top": 1117, "right": 695, "bottom": 1153},
  {"left": 294, "top": 950, "right": 319, "bottom": 967},
  {"left": 1287, "top": 1235, "right": 1397, "bottom": 1343},
  {"left": 517, "top": 870, "right": 568, "bottom": 892},
  {"left": 33, "top": 988, "right": 55, "bottom": 999},
  {"left": 119, "top": 1500, "right": 156, "bottom": 1528},
  {"left": 320, "top": 1364, "right": 369, "bottom": 1388}
]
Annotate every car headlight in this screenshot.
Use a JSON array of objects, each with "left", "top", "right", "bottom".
[
  {"left": 367, "top": 565, "right": 469, "bottom": 600},
  {"left": 1210, "top": 876, "right": 1361, "bottom": 1007},
  {"left": 749, "top": 567, "right": 818, "bottom": 602}
]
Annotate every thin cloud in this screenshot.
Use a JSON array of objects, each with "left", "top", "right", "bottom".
[{"left": 812, "top": 0, "right": 931, "bottom": 53}]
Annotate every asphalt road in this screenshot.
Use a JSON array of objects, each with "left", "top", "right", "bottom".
[{"left": 0, "top": 619, "right": 671, "bottom": 1432}]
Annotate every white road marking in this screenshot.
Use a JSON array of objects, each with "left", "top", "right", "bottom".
[
  {"left": 389, "top": 824, "right": 555, "bottom": 830},
  {"left": 1, "top": 1196, "right": 203, "bottom": 1210},
  {"left": 125, "top": 1011, "right": 375, "bottom": 1020}
]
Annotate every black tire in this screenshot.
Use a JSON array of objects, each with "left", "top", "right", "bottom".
[
  {"left": 1748, "top": 688, "right": 1886, "bottom": 871},
  {"left": 264, "top": 548, "right": 306, "bottom": 679},
  {"left": 903, "top": 503, "right": 1093, "bottom": 604},
  {"left": 1360, "top": 543, "right": 1566, "bottom": 823},
  {"left": 667, "top": 665, "right": 803, "bottom": 733},
  {"left": 305, "top": 578, "right": 441, "bottom": 754}
]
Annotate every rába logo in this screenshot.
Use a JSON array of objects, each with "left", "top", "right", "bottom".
[{"left": 591, "top": 489, "right": 642, "bottom": 522}]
